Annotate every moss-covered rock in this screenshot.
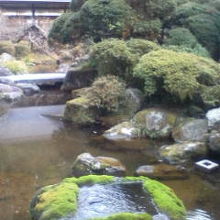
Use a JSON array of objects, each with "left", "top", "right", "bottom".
[
  {"left": 132, "top": 108, "right": 178, "bottom": 139},
  {"left": 64, "top": 97, "right": 98, "bottom": 125},
  {"left": 159, "top": 142, "right": 208, "bottom": 164},
  {"left": 133, "top": 49, "right": 220, "bottom": 104},
  {"left": 30, "top": 175, "right": 186, "bottom": 220}
]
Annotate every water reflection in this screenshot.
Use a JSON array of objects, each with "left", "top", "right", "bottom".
[
  {"left": 0, "top": 105, "right": 219, "bottom": 220},
  {"left": 187, "top": 209, "right": 214, "bottom": 220}
]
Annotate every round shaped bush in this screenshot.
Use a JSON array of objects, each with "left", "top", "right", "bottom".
[
  {"left": 133, "top": 49, "right": 220, "bottom": 102},
  {"left": 79, "top": 0, "right": 135, "bottom": 39}
]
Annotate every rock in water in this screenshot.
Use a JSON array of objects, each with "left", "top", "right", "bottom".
[
  {"left": 208, "top": 130, "right": 220, "bottom": 154},
  {"left": 72, "top": 153, "right": 126, "bottom": 177},
  {"left": 132, "top": 108, "right": 178, "bottom": 139},
  {"left": 0, "top": 66, "right": 13, "bottom": 76},
  {"left": 206, "top": 107, "right": 220, "bottom": 129},
  {"left": 172, "top": 118, "right": 208, "bottom": 142},
  {"left": 103, "top": 121, "right": 137, "bottom": 140},
  {"left": 159, "top": 142, "right": 208, "bottom": 164},
  {"left": 63, "top": 97, "right": 98, "bottom": 125},
  {"left": 135, "top": 164, "right": 188, "bottom": 180}
]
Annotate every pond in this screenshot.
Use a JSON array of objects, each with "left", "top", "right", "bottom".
[{"left": 0, "top": 105, "right": 219, "bottom": 220}]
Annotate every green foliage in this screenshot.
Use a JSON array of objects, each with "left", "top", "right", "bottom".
[
  {"left": 48, "top": 13, "right": 72, "bottom": 43},
  {"left": 79, "top": 0, "right": 135, "bottom": 39},
  {"left": 201, "top": 85, "right": 220, "bottom": 107},
  {"left": 164, "top": 27, "right": 210, "bottom": 57},
  {"left": 84, "top": 75, "right": 126, "bottom": 112},
  {"left": 133, "top": 19, "right": 162, "bottom": 40},
  {"left": 170, "top": 2, "right": 220, "bottom": 59},
  {"left": 143, "top": 0, "right": 177, "bottom": 20},
  {"left": 90, "top": 38, "right": 160, "bottom": 81},
  {"left": 70, "top": 0, "right": 86, "bottom": 11},
  {"left": 185, "top": 13, "right": 220, "bottom": 58},
  {"left": 90, "top": 39, "right": 134, "bottom": 79},
  {"left": 3, "top": 60, "right": 28, "bottom": 74},
  {"left": 0, "top": 41, "right": 15, "bottom": 55},
  {"left": 126, "top": 38, "right": 160, "bottom": 57},
  {"left": 133, "top": 49, "right": 220, "bottom": 102},
  {"left": 15, "top": 41, "right": 31, "bottom": 58}
]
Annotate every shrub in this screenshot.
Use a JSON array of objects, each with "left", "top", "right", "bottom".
[
  {"left": 70, "top": 0, "right": 86, "bottom": 11},
  {"left": 185, "top": 13, "right": 220, "bottom": 59},
  {"left": 90, "top": 39, "right": 134, "bottom": 80},
  {"left": 79, "top": 0, "right": 135, "bottom": 39},
  {"left": 84, "top": 75, "right": 126, "bottom": 112},
  {"left": 3, "top": 60, "right": 28, "bottom": 74},
  {"left": 133, "top": 49, "right": 220, "bottom": 102},
  {"left": 126, "top": 38, "right": 160, "bottom": 56},
  {"left": 143, "top": 0, "right": 177, "bottom": 20},
  {"left": 164, "top": 27, "right": 210, "bottom": 57},
  {"left": 15, "top": 41, "right": 31, "bottom": 58},
  {"left": 132, "top": 19, "right": 162, "bottom": 40},
  {"left": 48, "top": 13, "right": 74, "bottom": 43},
  {"left": 0, "top": 41, "right": 15, "bottom": 55}
]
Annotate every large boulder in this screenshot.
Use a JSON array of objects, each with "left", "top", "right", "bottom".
[
  {"left": 62, "top": 66, "right": 97, "bottom": 91},
  {"left": 159, "top": 142, "right": 208, "bottom": 164},
  {"left": 103, "top": 121, "right": 137, "bottom": 140},
  {"left": 0, "top": 66, "right": 13, "bottom": 76},
  {"left": 172, "top": 118, "right": 208, "bottom": 142},
  {"left": 72, "top": 153, "right": 126, "bottom": 177},
  {"left": 30, "top": 175, "right": 186, "bottom": 220},
  {"left": 15, "top": 83, "right": 40, "bottom": 96},
  {"left": 0, "top": 53, "right": 15, "bottom": 63},
  {"left": 132, "top": 108, "right": 178, "bottom": 139},
  {"left": 63, "top": 97, "right": 98, "bottom": 125},
  {"left": 135, "top": 164, "right": 188, "bottom": 180},
  {"left": 206, "top": 107, "right": 220, "bottom": 129},
  {"left": 208, "top": 130, "right": 220, "bottom": 154},
  {"left": 0, "top": 83, "right": 23, "bottom": 102}
]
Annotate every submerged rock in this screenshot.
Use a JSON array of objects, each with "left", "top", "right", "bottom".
[
  {"left": 135, "top": 164, "right": 188, "bottom": 180},
  {"left": 172, "top": 118, "right": 208, "bottom": 142},
  {"left": 132, "top": 108, "right": 178, "bottom": 139},
  {"left": 159, "top": 142, "right": 208, "bottom": 164},
  {"left": 63, "top": 97, "right": 98, "bottom": 125},
  {"left": 208, "top": 130, "right": 220, "bottom": 154},
  {"left": 103, "top": 121, "right": 137, "bottom": 140},
  {"left": 72, "top": 153, "right": 126, "bottom": 177},
  {"left": 30, "top": 175, "right": 186, "bottom": 220}
]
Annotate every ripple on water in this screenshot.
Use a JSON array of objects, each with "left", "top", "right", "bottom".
[
  {"left": 65, "top": 182, "right": 157, "bottom": 220},
  {"left": 187, "top": 209, "right": 213, "bottom": 220}
]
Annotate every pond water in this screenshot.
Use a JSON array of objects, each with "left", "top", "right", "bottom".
[{"left": 0, "top": 105, "right": 219, "bottom": 220}]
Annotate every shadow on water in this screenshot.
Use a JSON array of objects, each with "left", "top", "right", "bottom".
[{"left": 0, "top": 105, "right": 219, "bottom": 220}]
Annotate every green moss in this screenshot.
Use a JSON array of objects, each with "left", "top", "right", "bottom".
[
  {"left": 30, "top": 175, "right": 186, "bottom": 220},
  {"left": 92, "top": 212, "right": 152, "bottom": 220},
  {"left": 30, "top": 182, "right": 79, "bottom": 220},
  {"left": 144, "top": 179, "right": 186, "bottom": 220}
]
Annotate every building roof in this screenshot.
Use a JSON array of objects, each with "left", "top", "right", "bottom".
[{"left": 0, "top": 0, "right": 71, "bottom": 10}]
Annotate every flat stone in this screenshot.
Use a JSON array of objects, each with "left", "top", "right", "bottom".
[{"left": 135, "top": 164, "right": 188, "bottom": 180}]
